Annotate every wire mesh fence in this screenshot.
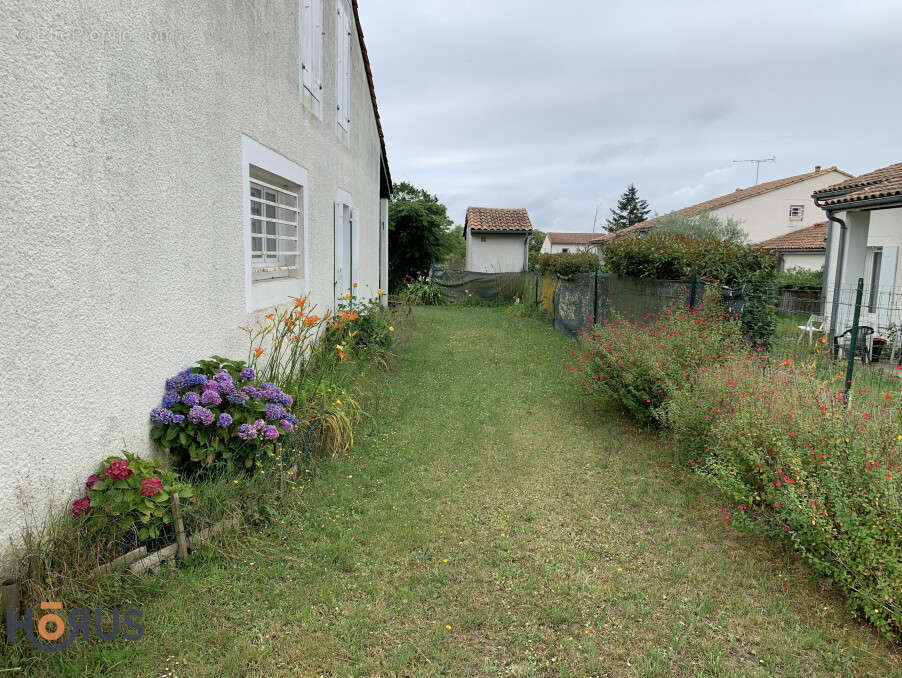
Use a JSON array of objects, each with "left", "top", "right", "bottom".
[{"left": 431, "top": 269, "right": 902, "bottom": 401}]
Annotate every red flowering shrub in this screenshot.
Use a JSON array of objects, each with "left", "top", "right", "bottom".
[
  {"left": 665, "top": 357, "right": 902, "bottom": 638},
  {"left": 577, "top": 295, "right": 744, "bottom": 424},
  {"left": 72, "top": 452, "right": 192, "bottom": 541}
]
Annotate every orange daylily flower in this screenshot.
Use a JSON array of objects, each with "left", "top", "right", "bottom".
[
  {"left": 303, "top": 315, "right": 321, "bottom": 326},
  {"left": 294, "top": 297, "right": 306, "bottom": 308},
  {"left": 253, "top": 348, "right": 265, "bottom": 357}
]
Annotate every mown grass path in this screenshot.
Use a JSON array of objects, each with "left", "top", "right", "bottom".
[{"left": 15, "top": 307, "right": 902, "bottom": 676}]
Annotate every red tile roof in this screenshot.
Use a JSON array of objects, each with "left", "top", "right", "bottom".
[
  {"left": 546, "top": 232, "right": 600, "bottom": 245},
  {"left": 350, "top": 1, "right": 390, "bottom": 187},
  {"left": 465, "top": 207, "right": 533, "bottom": 233},
  {"left": 756, "top": 222, "right": 827, "bottom": 252},
  {"left": 813, "top": 162, "right": 902, "bottom": 208},
  {"left": 591, "top": 165, "right": 850, "bottom": 244}
]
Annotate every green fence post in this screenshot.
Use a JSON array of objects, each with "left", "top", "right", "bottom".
[
  {"left": 593, "top": 269, "right": 599, "bottom": 323},
  {"left": 535, "top": 272, "right": 539, "bottom": 307},
  {"left": 688, "top": 273, "right": 698, "bottom": 309},
  {"left": 843, "top": 277, "right": 865, "bottom": 401}
]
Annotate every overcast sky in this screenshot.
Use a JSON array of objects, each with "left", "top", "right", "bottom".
[{"left": 357, "top": 0, "right": 902, "bottom": 233}]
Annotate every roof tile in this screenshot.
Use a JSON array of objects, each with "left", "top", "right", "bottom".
[
  {"left": 814, "top": 162, "right": 902, "bottom": 207},
  {"left": 756, "top": 222, "right": 827, "bottom": 252},
  {"left": 466, "top": 207, "right": 533, "bottom": 233}
]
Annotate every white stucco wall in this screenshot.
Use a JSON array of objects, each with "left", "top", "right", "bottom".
[
  {"left": 780, "top": 252, "right": 825, "bottom": 271},
  {"left": 465, "top": 231, "right": 528, "bottom": 272},
  {"left": 0, "top": 1, "right": 386, "bottom": 549},
  {"left": 710, "top": 170, "right": 849, "bottom": 243},
  {"left": 540, "top": 239, "right": 593, "bottom": 254}
]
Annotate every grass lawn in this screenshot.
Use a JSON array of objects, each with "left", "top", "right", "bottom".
[{"left": 9, "top": 307, "right": 902, "bottom": 677}]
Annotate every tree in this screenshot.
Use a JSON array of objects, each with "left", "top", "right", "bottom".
[
  {"left": 440, "top": 224, "right": 466, "bottom": 269},
  {"left": 655, "top": 210, "right": 748, "bottom": 244},
  {"left": 527, "top": 229, "right": 546, "bottom": 270},
  {"left": 605, "top": 184, "right": 651, "bottom": 232},
  {"left": 388, "top": 181, "right": 453, "bottom": 291}
]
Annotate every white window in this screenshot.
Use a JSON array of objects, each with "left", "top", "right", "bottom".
[
  {"left": 241, "top": 136, "right": 309, "bottom": 312},
  {"left": 335, "top": 0, "right": 351, "bottom": 135},
  {"left": 250, "top": 173, "right": 301, "bottom": 282},
  {"left": 789, "top": 204, "right": 804, "bottom": 221},
  {"left": 299, "top": 0, "right": 324, "bottom": 111}
]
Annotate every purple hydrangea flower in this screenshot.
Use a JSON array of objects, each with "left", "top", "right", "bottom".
[
  {"left": 227, "top": 391, "right": 248, "bottom": 405},
  {"left": 239, "top": 368, "right": 255, "bottom": 380},
  {"left": 215, "top": 369, "right": 234, "bottom": 384},
  {"left": 187, "top": 405, "right": 214, "bottom": 426},
  {"left": 241, "top": 385, "right": 262, "bottom": 398},
  {"left": 263, "top": 425, "right": 279, "bottom": 440},
  {"left": 279, "top": 419, "right": 295, "bottom": 433},
  {"left": 150, "top": 407, "right": 174, "bottom": 424},
  {"left": 283, "top": 413, "right": 299, "bottom": 426},
  {"left": 217, "top": 412, "right": 233, "bottom": 428},
  {"left": 200, "top": 389, "right": 222, "bottom": 406},
  {"left": 262, "top": 388, "right": 282, "bottom": 402},
  {"left": 182, "top": 391, "right": 200, "bottom": 406},
  {"left": 172, "top": 414, "right": 185, "bottom": 424},
  {"left": 237, "top": 423, "right": 257, "bottom": 440},
  {"left": 279, "top": 393, "right": 293, "bottom": 407},
  {"left": 202, "top": 379, "right": 219, "bottom": 392},
  {"left": 161, "top": 391, "right": 179, "bottom": 407},
  {"left": 265, "top": 403, "right": 286, "bottom": 421},
  {"left": 186, "top": 372, "right": 207, "bottom": 387},
  {"left": 165, "top": 372, "right": 188, "bottom": 391},
  {"left": 260, "top": 382, "right": 275, "bottom": 391},
  {"left": 253, "top": 419, "right": 266, "bottom": 431}
]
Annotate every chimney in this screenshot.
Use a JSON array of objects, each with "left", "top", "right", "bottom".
[{"left": 814, "top": 165, "right": 821, "bottom": 172}]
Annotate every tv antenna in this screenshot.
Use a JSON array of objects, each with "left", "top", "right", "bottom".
[{"left": 732, "top": 156, "right": 775, "bottom": 185}]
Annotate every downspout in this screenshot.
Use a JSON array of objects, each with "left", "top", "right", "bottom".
[{"left": 816, "top": 198, "right": 846, "bottom": 347}]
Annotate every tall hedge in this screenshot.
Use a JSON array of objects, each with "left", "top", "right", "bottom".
[
  {"left": 536, "top": 251, "right": 602, "bottom": 276},
  {"left": 600, "top": 233, "right": 778, "bottom": 346}
]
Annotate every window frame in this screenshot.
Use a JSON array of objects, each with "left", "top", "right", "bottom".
[
  {"left": 789, "top": 204, "right": 804, "bottom": 221},
  {"left": 335, "top": 0, "right": 351, "bottom": 139},
  {"left": 241, "top": 135, "right": 310, "bottom": 312}
]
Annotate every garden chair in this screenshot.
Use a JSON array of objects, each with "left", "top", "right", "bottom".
[
  {"left": 796, "top": 314, "right": 826, "bottom": 345},
  {"left": 833, "top": 325, "right": 875, "bottom": 364}
]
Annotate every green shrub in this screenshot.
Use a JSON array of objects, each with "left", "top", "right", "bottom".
[
  {"left": 400, "top": 277, "right": 444, "bottom": 305},
  {"left": 536, "top": 251, "right": 601, "bottom": 276},
  {"left": 656, "top": 209, "right": 748, "bottom": 244},
  {"left": 663, "top": 358, "right": 902, "bottom": 639},
  {"left": 72, "top": 452, "right": 193, "bottom": 542},
  {"left": 776, "top": 266, "right": 824, "bottom": 289},
  {"left": 577, "top": 295, "right": 744, "bottom": 425},
  {"left": 600, "top": 232, "right": 778, "bottom": 346}
]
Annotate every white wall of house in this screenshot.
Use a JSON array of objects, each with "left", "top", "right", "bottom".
[
  {"left": 0, "top": 1, "right": 386, "bottom": 549},
  {"left": 539, "top": 235, "right": 593, "bottom": 254},
  {"left": 465, "top": 231, "right": 529, "bottom": 272},
  {"left": 710, "top": 170, "right": 848, "bottom": 243},
  {"left": 779, "top": 252, "right": 825, "bottom": 271}
]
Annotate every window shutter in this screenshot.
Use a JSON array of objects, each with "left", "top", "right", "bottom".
[
  {"left": 343, "top": 16, "right": 351, "bottom": 128},
  {"left": 334, "top": 202, "right": 345, "bottom": 294},
  {"left": 878, "top": 246, "right": 898, "bottom": 328},
  {"left": 335, "top": 6, "right": 345, "bottom": 127},
  {"left": 313, "top": 0, "right": 323, "bottom": 94},
  {"left": 352, "top": 207, "right": 360, "bottom": 290},
  {"left": 300, "top": 0, "right": 313, "bottom": 93}
]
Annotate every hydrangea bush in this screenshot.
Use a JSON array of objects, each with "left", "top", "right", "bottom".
[
  {"left": 150, "top": 356, "right": 298, "bottom": 474},
  {"left": 71, "top": 452, "right": 192, "bottom": 541}
]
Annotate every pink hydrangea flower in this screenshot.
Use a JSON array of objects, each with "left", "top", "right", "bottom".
[
  {"left": 139, "top": 477, "right": 164, "bottom": 497},
  {"left": 104, "top": 459, "right": 132, "bottom": 480},
  {"left": 85, "top": 473, "right": 101, "bottom": 490},
  {"left": 71, "top": 497, "right": 92, "bottom": 516}
]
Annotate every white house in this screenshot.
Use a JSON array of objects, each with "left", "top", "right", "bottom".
[
  {"left": 0, "top": 1, "right": 390, "bottom": 548},
  {"left": 594, "top": 166, "right": 851, "bottom": 251},
  {"left": 540, "top": 233, "right": 599, "bottom": 254},
  {"left": 464, "top": 207, "right": 532, "bottom": 273},
  {"left": 813, "top": 162, "right": 902, "bottom": 338},
  {"left": 757, "top": 222, "right": 827, "bottom": 271}
]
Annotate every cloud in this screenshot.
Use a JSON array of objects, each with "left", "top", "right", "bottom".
[{"left": 357, "top": 0, "right": 902, "bottom": 229}]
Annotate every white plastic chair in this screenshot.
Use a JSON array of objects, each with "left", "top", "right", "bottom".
[{"left": 797, "top": 314, "right": 826, "bottom": 345}]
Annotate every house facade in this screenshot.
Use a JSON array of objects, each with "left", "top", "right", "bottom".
[
  {"left": 594, "top": 166, "right": 851, "bottom": 250},
  {"left": 0, "top": 1, "right": 390, "bottom": 548},
  {"left": 813, "top": 162, "right": 902, "bottom": 337},
  {"left": 540, "top": 232, "right": 599, "bottom": 254},
  {"left": 464, "top": 208, "right": 532, "bottom": 273},
  {"left": 757, "top": 222, "right": 827, "bottom": 271}
]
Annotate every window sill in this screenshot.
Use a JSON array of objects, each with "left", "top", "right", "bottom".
[{"left": 249, "top": 276, "right": 306, "bottom": 312}]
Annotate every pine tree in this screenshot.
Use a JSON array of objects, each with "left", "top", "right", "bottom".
[{"left": 605, "top": 184, "right": 651, "bottom": 233}]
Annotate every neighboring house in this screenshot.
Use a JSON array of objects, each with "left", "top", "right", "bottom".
[
  {"left": 540, "top": 232, "right": 599, "bottom": 253},
  {"left": 0, "top": 1, "right": 390, "bottom": 548},
  {"left": 593, "top": 165, "right": 851, "bottom": 248},
  {"left": 757, "top": 222, "right": 827, "bottom": 271},
  {"left": 464, "top": 208, "right": 532, "bottom": 273},
  {"left": 813, "top": 162, "right": 902, "bottom": 336}
]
